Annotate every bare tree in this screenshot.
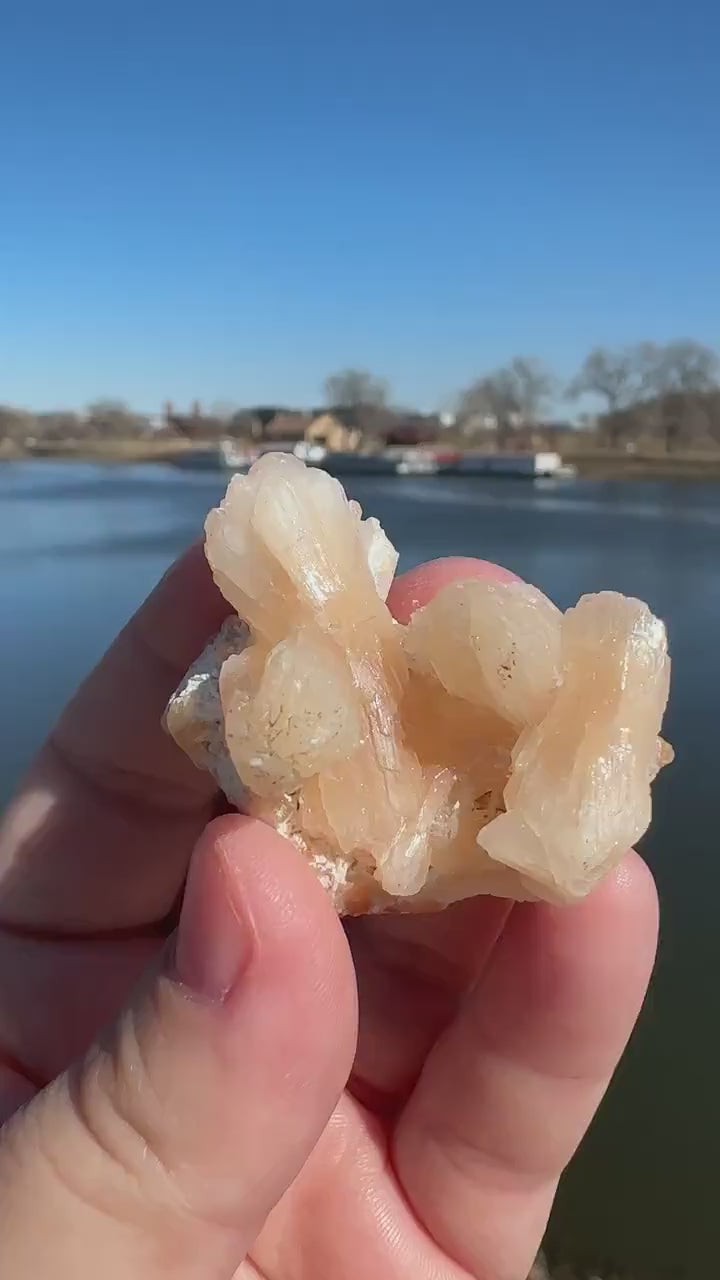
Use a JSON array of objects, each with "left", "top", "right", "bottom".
[
  {"left": 86, "top": 399, "right": 149, "bottom": 437},
  {"left": 506, "top": 357, "right": 555, "bottom": 423},
  {"left": 324, "top": 369, "right": 389, "bottom": 409},
  {"left": 568, "top": 346, "right": 641, "bottom": 446},
  {"left": 654, "top": 340, "right": 719, "bottom": 394},
  {"left": 568, "top": 341, "right": 720, "bottom": 449},
  {"left": 0, "top": 406, "right": 37, "bottom": 444},
  {"left": 569, "top": 347, "right": 637, "bottom": 412},
  {"left": 458, "top": 357, "right": 554, "bottom": 444},
  {"left": 636, "top": 341, "right": 719, "bottom": 450},
  {"left": 36, "top": 411, "right": 86, "bottom": 441},
  {"left": 457, "top": 373, "right": 518, "bottom": 443}
]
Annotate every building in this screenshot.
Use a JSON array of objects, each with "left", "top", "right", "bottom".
[
  {"left": 383, "top": 415, "right": 441, "bottom": 447},
  {"left": 262, "top": 413, "right": 312, "bottom": 444},
  {"left": 306, "top": 412, "right": 362, "bottom": 452}
]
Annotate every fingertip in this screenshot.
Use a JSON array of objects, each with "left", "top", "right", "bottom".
[
  {"left": 388, "top": 556, "right": 522, "bottom": 623},
  {"left": 197, "top": 812, "right": 357, "bottom": 1013},
  {"left": 205, "top": 811, "right": 344, "bottom": 924},
  {"left": 528, "top": 849, "right": 659, "bottom": 971},
  {"left": 610, "top": 847, "right": 659, "bottom": 925},
  {"left": 481, "top": 852, "right": 659, "bottom": 1084}
]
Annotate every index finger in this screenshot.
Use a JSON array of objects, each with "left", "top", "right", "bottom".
[
  {"left": 386, "top": 555, "right": 520, "bottom": 623},
  {"left": 0, "top": 544, "right": 230, "bottom": 931}
]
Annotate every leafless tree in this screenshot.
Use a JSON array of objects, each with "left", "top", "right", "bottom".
[
  {"left": 568, "top": 346, "right": 642, "bottom": 446},
  {"left": 0, "top": 406, "right": 37, "bottom": 443},
  {"left": 36, "top": 411, "right": 86, "bottom": 441},
  {"left": 86, "top": 399, "right": 149, "bottom": 437},
  {"left": 457, "top": 374, "right": 518, "bottom": 442},
  {"left": 507, "top": 357, "right": 555, "bottom": 423},
  {"left": 458, "top": 357, "right": 554, "bottom": 444},
  {"left": 323, "top": 369, "right": 390, "bottom": 409},
  {"left": 653, "top": 340, "right": 719, "bottom": 394},
  {"left": 567, "top": 341, "right": 720, "bottom": 450},
  {"left": 569, "top": 347, "right": 637, "bottom": 412},
  {"left": 635, "top": 341, "right": 719, "bottom": 450}
]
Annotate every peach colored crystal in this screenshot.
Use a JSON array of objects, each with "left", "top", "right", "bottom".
[{"left": 165, "top": 453, "right": 672, "bottom": 914}]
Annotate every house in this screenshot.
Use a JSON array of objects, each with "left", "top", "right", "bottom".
[
  {"left": 306, "top": 412, "right": 362, "bottom": 452},
  {"left": 262, "top": 413, "right": 313, "bottom": 448},
  {"left": 383, "top": 415, "right": 441, "bottom": 447},
  {"left": 227, "top": 410, "right": 263, "bottom": 441},
  {"left": 165, "top": 401, "right": 228, "bottom": 441}
]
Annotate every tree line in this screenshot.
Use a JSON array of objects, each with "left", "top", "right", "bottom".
[
  {"left": 456, "top": 341, "right": 720, "bottom": 451},
  {"left": 2, "top": 341, "right": 720, "bottom": 453}
]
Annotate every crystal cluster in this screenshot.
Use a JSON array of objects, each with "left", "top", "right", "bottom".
[{"left": 165, "top": 453, "right": 672, "bottom": 914}]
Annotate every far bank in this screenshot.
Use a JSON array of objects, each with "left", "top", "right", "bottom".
[{"left": 4, "top": 435, "right": 720, "bottom": 481}]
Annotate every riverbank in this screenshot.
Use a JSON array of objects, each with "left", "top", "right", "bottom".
[
  {"left": 560, "top": 443, "right": 720, "bottom": 480},
  {"left": 4, "top": 434, "right": 720, "bottom": 480},
  {"left": 0, "top": 436, "right": 200, "bottom": 463}
]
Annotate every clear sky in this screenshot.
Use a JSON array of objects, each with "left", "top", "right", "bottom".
[{"left": 1, "top": 0, "right": 718, "bottom": 413}]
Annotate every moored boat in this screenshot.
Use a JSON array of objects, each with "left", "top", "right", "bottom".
[
  {"left": 169, "top": 440, "right": 573, "bottom": 480},
  {"left": 436, "top": 450, "right": 565, "bottom": 478},
  {"left": 170, "top": 440, "right": 255, "bottom": 471}
]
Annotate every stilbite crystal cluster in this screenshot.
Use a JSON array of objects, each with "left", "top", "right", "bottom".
[{"left": 165, "top": 452, "right": 672, "bottom": 914}]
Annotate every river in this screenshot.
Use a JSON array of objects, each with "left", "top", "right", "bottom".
[{"left": 0, "top": 460, "right": 715, "bottom": 1278}]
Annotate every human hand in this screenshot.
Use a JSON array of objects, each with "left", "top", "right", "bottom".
[{"left": 0, "top": 548, "right": 658, "bottom": 1278}]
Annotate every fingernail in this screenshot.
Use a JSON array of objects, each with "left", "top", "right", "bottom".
[{"left": 173, "top": 836, "right": 255, "bottom": 1001}]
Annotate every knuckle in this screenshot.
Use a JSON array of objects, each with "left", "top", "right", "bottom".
[{"left": 29, "top": 1000, "right": 191, "bottom": 1231}]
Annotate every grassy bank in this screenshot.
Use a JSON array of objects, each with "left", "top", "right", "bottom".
[
  {"left": 562, "top": 443, "right": 720, "bottom": 480},
  {"left": 0, "top": 437, "right": 202, "bottom": 462}
]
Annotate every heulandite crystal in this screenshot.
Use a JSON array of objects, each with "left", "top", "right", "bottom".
[{"left": 165, "top": 453, "right": 672, "bottom": 914}]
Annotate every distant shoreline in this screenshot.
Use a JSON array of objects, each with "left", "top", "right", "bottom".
[
  {"left": 560, "top": 446, "right": 720, "bottom": 480},
  {"left": 3, "top": 436, "right": 720, "bottom": 480}
]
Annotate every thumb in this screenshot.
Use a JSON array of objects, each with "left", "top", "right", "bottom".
[{"left": 0, "top": 816, "right": 358, "bottom": 1278}]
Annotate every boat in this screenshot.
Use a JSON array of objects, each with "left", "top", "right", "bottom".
[
  {"left": 169, "top": 440, "right": 575, "bottom": 481},
  {"left": 437, "top": 450, "right": 567, "bottom": 478},
  {"left": 170, "top": 446, "right": 230, "bottom": 470},
  {"left": 396, "top": 453, "right": 439, "bottom": 475},
  {"left": 170, "top": 440, "right": 255, "bottom": 471},
  {"left": 169, "top": 441, "right": 404, "bottom": 476},
  {"left": 313, "top": 451, "right": 399, "bottom": 476}
]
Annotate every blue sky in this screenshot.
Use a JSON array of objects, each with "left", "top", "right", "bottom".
[{"left": 1, "top": 0, "right": 718, "bottom": 413}]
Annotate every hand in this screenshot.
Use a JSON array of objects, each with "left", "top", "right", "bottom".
[{"left": 0, "top": 548, "right": 658, "bottom": 1279}]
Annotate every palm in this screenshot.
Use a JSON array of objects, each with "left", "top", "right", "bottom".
[{"left": 0, "top": 548, "right": 658, "bottom": 1280}]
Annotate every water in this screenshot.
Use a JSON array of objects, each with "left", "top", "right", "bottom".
[{"left": 0, "top": 460, "right": 715, "bottom": 1277}]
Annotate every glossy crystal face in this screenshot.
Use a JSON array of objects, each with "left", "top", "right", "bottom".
[{"left": 166, "top": 453, "right": 672, "bottom": 914}]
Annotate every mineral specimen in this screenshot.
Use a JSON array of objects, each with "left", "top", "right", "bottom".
[{"left": 165, "top": 452, "right": 672, "bottom": 914}]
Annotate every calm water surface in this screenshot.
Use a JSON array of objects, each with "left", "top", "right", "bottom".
[{"left": 0, "top": 461, "right": 716, "bottom": 1277}]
